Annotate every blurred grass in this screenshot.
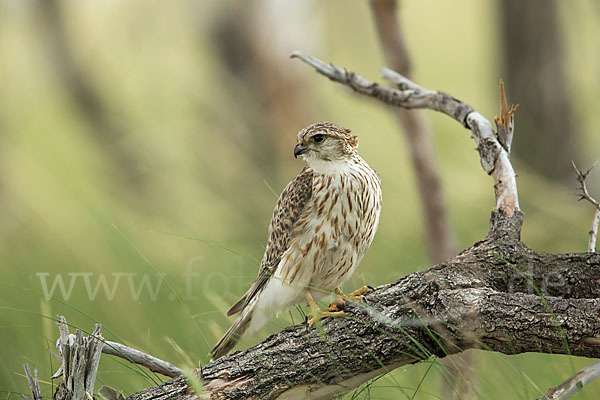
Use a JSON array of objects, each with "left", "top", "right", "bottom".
[{"left": 1, "top": 0, "right": 600, "bottom": 398}]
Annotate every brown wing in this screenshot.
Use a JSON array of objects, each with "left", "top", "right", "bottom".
[{"left": 226, "top": 167, "right": 313, "bottom": 316}]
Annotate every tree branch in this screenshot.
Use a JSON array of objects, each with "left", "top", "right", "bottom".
[
  {"left": 572, "top": 160, "right": 600, "bottom": 252},
  {"left": 127, "top": 232, "right": 600, "bottom": 399},
  {"left": 22, "top": 317, "right": 184, "bottom": 400},
  {"left": 590, "top": 209, "right": 600, "bottom": 253},
  {"left": 369, "top": 3, "right": 469, "bottom": 397},
  {"left": 22, "top": 53, "right": 598, "bottom": 400},
  {"left": 121, "top": 54, "right": 600, "bottom": 400},
  {"left": 102, "top": 341, "right": 184, "bottom": 378},
  {"left": 540, "top": 360, "right": 600, "bottom": 400},
  {"left": 290, "top": 51, "right": 519, "bottom": 217}
]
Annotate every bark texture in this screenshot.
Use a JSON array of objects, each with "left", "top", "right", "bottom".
[
  {"left": 370, "top": 3, "right": 467, "bottom": 397},
  {"left": 120, "top": 54, "right": 600, "bottom": 400},
  {"left": 126, "top": 212, "right": 600, "bottom": 400},
  {"left": 28, "top": 53, "right": 597, "bottom": 400}
]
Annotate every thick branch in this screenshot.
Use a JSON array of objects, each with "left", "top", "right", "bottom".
[
  {"left": 127, "top": 231, "right": 600, "bottom": 400},
  {"left": 25, "top": 52, "right": 587, "bottom": 399},
  {"left": 121, "top": 54, "right": 600, "bottom": 400}
]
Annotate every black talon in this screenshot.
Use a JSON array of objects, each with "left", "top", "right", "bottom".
[{"left": 367, "top": 285, "right": 375, "bottom": 292}]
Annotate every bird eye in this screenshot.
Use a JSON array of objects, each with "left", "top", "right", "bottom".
[{"left": 312, "top": 134, "right": 324, "bottom": 143}]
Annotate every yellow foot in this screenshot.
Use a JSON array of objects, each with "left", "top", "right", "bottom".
[
  {"left": 335, "top": 285, "right": 374, "bottom": 304},
  {"left": 305, "top": 292, "right": 347, "bottom": 328},
  {"left": 306, "top": 308, "right": 347, "bottom": 328}
]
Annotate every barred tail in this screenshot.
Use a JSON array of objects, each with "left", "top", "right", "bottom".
[{"left": 210, "top": 305, "right": 254, "bottom": 360}]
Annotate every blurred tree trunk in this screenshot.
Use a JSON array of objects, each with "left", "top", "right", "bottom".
[
  {"left": 370, "top": 0, "right": 457, "bottom": 264},
  {"left": 208, "top": 3, "right": 314, "bottom": 177},
  {"left": 35, "top": 0, "right": 144, "bottom": 188},
  {"left": 500, "top": 0, "right": 578, "bottom": 182},
  {"left": 369, "top": 2, "right": 474, "bottom": 398},
  {"left": 203, "top": 2, "right": 316, "bottom": 232}
]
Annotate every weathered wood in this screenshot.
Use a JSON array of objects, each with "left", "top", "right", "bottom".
[
  {"left": 44, "top": 318, "right": 182, "bottom": 400},
  {"left": 572, "top": 160, "right": 600, "bottom": 252},
  {"left": 102, "top": 341, "right": 183, "bottom": 378},
  {"left": 290, "top": 52, "right": 518, "bottom": 216},
  {"left": 540, "top": 360, "right": 600, "bottom": 400},
  {"left": 22, "top": 53, "right": 597, "bottom": 400},
  {"left": 53, "top": 317, "right": 104, "bottom": 400},
  {"left": 22, "top": 362, "right": 43, "bottom": 400},
  {"left": 123, "top": 54, "right": 600, "bottom": 400},
  {"left": 126, "top": 213, "right": 600, "bottom": 399}
]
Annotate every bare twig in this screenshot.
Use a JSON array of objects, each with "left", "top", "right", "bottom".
[
  {"left": 572, "top": 160, "right": 600, "bottom": 252},
  {"left": 494, "top": 81, "right": 519, "bottom": 154},
  {"left": 540, "top": 360, "right": 600, "bottom": 399},
  {"left": 370, "top": 0, "right": 457, "bottom": 264},
  {"left": 43, "top": 317, "right": 184, "bottom": 400},
  {"left": 572, "top": 160, "right": 600, "bottom": 210},
  {"left": 102, "top": 340, "right": 184, "bottom": 378},
  {"left": 53, "top": 316, "right": 183, "bottom": 380},
  {"left": 290, "top": 51, "right": 520, "bottom": 217},
  {"left": 22, "top": 362, "right": 43, "bottom": 400}
]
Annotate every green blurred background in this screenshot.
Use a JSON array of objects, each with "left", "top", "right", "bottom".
[{"left": 1, "top": 0, "right": 600, "bottom": 398}]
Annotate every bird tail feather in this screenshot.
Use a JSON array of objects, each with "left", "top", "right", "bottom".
[
  {"left": 226, "top": 293, "right": 248, "bottom": 316},
  {"left": 210, "top": 304, "right": 254, "bottom": 360}
]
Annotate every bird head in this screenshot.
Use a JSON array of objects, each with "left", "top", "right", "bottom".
[{"left": 294, "top": 122, "right": 359, "bottom": 164}]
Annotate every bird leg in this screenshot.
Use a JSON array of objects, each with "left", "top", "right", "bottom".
[
  {"left": 305, "top": 292, "right": 346, "bottom": 328},
  {"left": 335, "top": 285, "right": 374, "bottom": 304}
]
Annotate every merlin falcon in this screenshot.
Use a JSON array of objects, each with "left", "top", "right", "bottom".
[{"left": 210, "top": 122, "right": 382, "bottom": 359}]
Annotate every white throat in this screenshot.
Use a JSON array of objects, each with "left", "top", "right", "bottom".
[{"left": 304, "top": 157, "right": 354, "bottom": 175}]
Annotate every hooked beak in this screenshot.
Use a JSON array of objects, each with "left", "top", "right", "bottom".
[{"left": 294, "top": 143, "right": 307, "bottom": 159}]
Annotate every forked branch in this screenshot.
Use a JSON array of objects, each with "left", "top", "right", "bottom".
[
  {"left": 290, "top": 51, "right": 519, "bottom": 218},
  {"left": 121, "top": 54, "right": 600, "bottom": 400},
  {"left": 27, "top": 54, "right": 600, "bottom": 400},
  {"left": 572, "top": 160, "right": 600, "bottom": 252},
  {"left": 23, "top": 317, "right": 183, "bottom": 400}
]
